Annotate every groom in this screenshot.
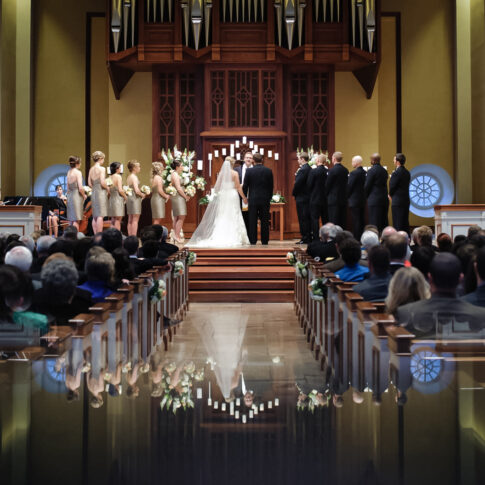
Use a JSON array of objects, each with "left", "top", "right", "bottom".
[{"left": 242, "top": 152, "right": 273, "bottom": 245}]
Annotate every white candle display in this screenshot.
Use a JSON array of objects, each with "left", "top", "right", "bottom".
[
  {"left": 197, "top": 159, "right": 203, "bottom": 171},
  {"left": 230, "top": 146, "right": 235, "bottom": 157},
  {"left": 259, "top": 403, "right": 264, "bottom": 412},
  {"left": 249, "top": 410, "right": 254, "bottom": 419},
  {"left": 275, "top": 153, "right": 279, "bottom": 160},
  {"left": 209, "top": 381, "right": 211, "bottom": 398},
  {"left": 236, "top": 152, "right": 241, "bottom": 160},
  {"left": 268, "top": 150, "right": 273, "bottom": 158},
  {"left": 242, "top": 415, "right": 247, "bottom": 424},
  {"left": 242, "top": 136, "right": 247, "bottom": 144},
  {"left": 214, "top": 150, "right": 219, "bottom": 158},
  {"left": 254, "top": 144, "right": 258, "bottom": 151},
  {"left": 222, "top": 148, "right": 227, "bottom": 156},
  {"left": 236, "top": 398, "right": 240, "bottom": 406},
  {"left": 197, "top": 388, "right": 203, "bottom": 399},
  {"left": 254, "top": 407, "right": 258, "bottom": 415},
  {"left": 214, "top": 401, "right": 219, "bottom": 409},
  {"left": 221, "top": 402, "right": 227, "bottom": 411},
  {"left": 208, "top": 398, "right": 212, "bottom": 406},
  {"left": 235, "top": 140, "right": 240, "bottom": 148},
  {"left": 249, "top": 141, "right": 254, "bottom": 148},
  {"left": 209, "top": 161, "right": 212, "bottom": 177},
  {"left": 230, "top": 402, "right": 235, "bottom": 415},
  {"left": 268, "top": 401, "right": 273, "bottom": 409},
  {"left": 275, "top": 398, "right": 279, "bottom": 406},
  {"left": 208, "top": 153, "right": 213, "bottom": 161},
  {"left": 260, "top": 148, "right": 264, "bottom": 155},
  {"left": 235, "top": 410, "right": 240, "bottom": 419}
]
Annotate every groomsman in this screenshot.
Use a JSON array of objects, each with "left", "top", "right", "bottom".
[
  {"left": 292, "top": 152, "right": 312, "bottom": 244},
  {"left": 389, "top": 153, "right": 411, "bottom": 233},
  {"left": 365, "top": 153, "right": 388, "bottom": 233},
  {"left": 235, "top": 151, "right": 253, "bottom": 235},
  {"left": 243, "top": 153, "right": 273, "bottom": 245},
  {"left": 307, "top": 154, "right": 328, "bottom": 241},
  {"left": 325, "top": 152, "right": 348, "bottom": 229},
  {"left": 347, "top": 155, "right": 366, "bottom": 239}
]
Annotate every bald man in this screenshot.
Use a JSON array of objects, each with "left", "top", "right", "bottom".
[
  {"left": 347, "top": 155, "right": 367, "bottom": 239},
  {"left": 364, "top": 153, "right": 389, "bottom": 232}
]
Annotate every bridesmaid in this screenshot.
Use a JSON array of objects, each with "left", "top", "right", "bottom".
[
  {"left": 88, "top": 150, "right": 108, "bottom": 234},
  {"left": 126, "top": 160, "right": 145, "bottom": 236},
  {"left": 66, "top": 156, "right": 86, "bottom": 230},
  {"left": 151, "top": 162, "right": 170, "bottom": 225},
  {"left": 108, "top": 162, "right": 127, "bottom": 230},
  {"left": 170, "top": 160, "right": 190, "bottom": 243}
]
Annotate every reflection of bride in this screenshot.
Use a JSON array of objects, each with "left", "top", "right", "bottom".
[{"left": 187, "top": 158, "right": 250, "bottom": 248}]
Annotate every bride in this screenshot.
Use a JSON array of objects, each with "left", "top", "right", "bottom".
[{"left": 188, "top": 157, "right": 250, "bottom": 247}]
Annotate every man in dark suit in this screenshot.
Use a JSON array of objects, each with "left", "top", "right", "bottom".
[
  {"left": 307, "top": 153, "right": 328, "bottom": 241},
  {"left": 347, "top": 155, "right": 367, "bottom": 239},
  {"left": 389, "top": 152, "right": 411, "bottom": 233},
  {"left": 325, "top": 152, "right": 348, "bottom": 229},
  {"left": 365, "top": 153, "right": 388, "bottom": 233},
  {"left": 292, "top": 151, "right": 312, "bottom": 243},
  {"left": 353, "top": 245, "right": 392, "bottom": 301},
  {"left": 234, "top": 151, "right": 253, "bottom": 236},
  {"left": 462, "top": 247, "right": 485, "bottom": 307},
  {"left": 306, "top": 222, "right": 341, "bottom": 262},
  {"left": 383, "top": 233, "right": 408, "bottom": 275},
  {"left": 396, "top": 253, "right": 485, "bottom": 338},
  {"left": 243, "top": 152, "right": 274, "bottom": 245}
]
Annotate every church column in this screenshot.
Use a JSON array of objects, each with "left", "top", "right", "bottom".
[{"left": 455, "top": 0, "right": 473, "bottom": 203}]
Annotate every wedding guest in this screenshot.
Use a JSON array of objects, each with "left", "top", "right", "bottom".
[
  {"left": 0, "top": 265, "right": 34, "bottom": 323},
  {"left": 307, "top": 153, "right": 328, "bottom": 242},
  {"left": 107, "top": 162, "right": 127, "bottom": 230},
  {"left": 170, "top": 160, "right": 190, "bottom": 243},
  {"left": 354, "top": 245, "right": 391, "bottom": 301},
  {"left": 47, "top": 184, "right": 67, "bottom": 237},
  {"left": 437, "top": 233, "right": 453, "bottom": 252},
  {"left": 461, "top": 247, "right": 485, "bottom": 307},
  {"left": 389, "top": 153, "right": 411, "bottom": 233},
  {"left": 123, "top": 235, "right": 151, "bottom": 275},
  {"left": 156, "top": 225, "right": 178, "bottom": 259},
  {"left": 88, "top": 150, "right": 109, "bottom": 234},
  {"left": 365, "top": 153, "right": 388, "bottom": 233},
  {"left": 151, "top": 162, "right": 170, "bottom": 226},
  {"left": 78, "top": 248, "right": 115, "bottom": 302},
  {"left": 325, "top": 152, "right": 348, "bottom": 229},
  {"left": 31, "top": 235, "right": 56, "bottom": 273},
  {"left": 101, "top": 227, "right": 123, "bottom": 253},
  {"left": 126, "top": 160, "right": 145, "bottom": 236},
  {"left": 334, "top": 238, "right": 369, "bottom": 282},
  {"left": 384, "top": 233, "right": 408, "bottom": 275},
  {"left": 306, "top": 222, "right": 341, "bottom": 262},
  {"left": 5, "top": 245, "right": 33, "bottom": 273},
  {"left": 66, "top": 156, "right": 86, "bottom": 230},
  {"left": 347, "top": 155, "right": 367, "bottom": 239},
  {"left": 411, "top": 246, "right": 435, "bottom": 279},
  {"left": 292, "top": 151, "right": 312, "bottom": 243}
]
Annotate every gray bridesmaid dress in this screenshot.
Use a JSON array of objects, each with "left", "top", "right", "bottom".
[
  {"left": 67, "top": 181, "right": 83, "bottom": 222},
  {"left": 171, "top": 193, "right": 187, "bottom": 217},
  {"left": 91, "top": 178, "right": 108, "bottom": 218},
  {"left": 108, "top": 186, "right": 125, "bottom": 217},
  {"left": 151, "top": 187, "right": 166, "bottom": 219},
  {"left": 126, "top": 184, "right": 142, "bottom": 215}
]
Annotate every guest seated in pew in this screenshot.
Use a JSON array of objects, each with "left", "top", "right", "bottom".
[
  {"left": 152, "top": 224, "right": 178, "bottom": 259},
  {"left": 396, "top": 253, "right": 485, "bottom": 338},
  {"left": 380, "top": 225, "right": 397, "bottom": 244},
  {"left": 306, "top": 222, "right": 341, "bottom": 262},
  {"left": 385, "top": 267, "right": 430, "bottom": 316},
  {"left": 412, "top": 225, "right": 438, "bottom": 252},
  {"left": 140, "top": 240, "right": 169, "bottom": 270},
  {"left": 334, "top": 238, "right": 369, "bottom": 282},
  {"left": 461, "top": 247, "right": 485, "bottom": 307},
  {"left": 5, "top": 245, "right": 42, "bottom": 290},
  {"left": 100, "top": 227, "right": 123, "bottom": 253},
  {"left": 78, "top": 247, "right": 116, "bottom": 303},
  {"left": 30, "top": 235, "right": 55, "bottom": 273},
  {"left": 360, "top": 230, "right": 379, "bottom": 262},
  {"left": 354, "top": 245, "right": 392, "bottom": 301},
  {"left": 410, "top": 246, "right": 435, "bottom": 280},
  {"left": 323, "top": 230, "right": 355, "bottom": 272},
  {"left": 437, "top": 232, "right": 453, "bottom": 253},
  {"left": 32, "top": 258, "right": 92, "bottom": 325},
  {"left": 384, "top": 233, "right": 409, "bottom": 275},
  {"left": 47, "top": 238, "right": 75, "bottom": 259},
  {"left": 62, "top": 225, "right": 79, "bottom": 241},
  {"left": 123, "top": 235, "right": 152, "bottom": 276},
  {"left": 112, "top": 247, "right": 135, "bottom": 285}
]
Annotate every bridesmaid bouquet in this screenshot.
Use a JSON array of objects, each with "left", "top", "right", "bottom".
[
  {"left": 184, "top": 184, "right": 196, "bottom": 197},
  {"left": 140, "top": 184, "right": 151, "bottom": 195},
  {"left": 122, "top": 185, "right": 133, "bottom": 196},
  {"left": 165, "top": 186, "right": 177, "bottom": 196},
  {"left": 105, "top": 177, "right": 113, "bottom": 186},
  {"left": 83, "top": 186, "right": 92, "bottom": 197}
]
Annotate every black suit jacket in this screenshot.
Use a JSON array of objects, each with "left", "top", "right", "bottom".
[
  {"left": 292, "top": 163, "right": 311, "bottom": 202},
  {"left": 461, "top": 285, "right": 485, "bottom": 307},
  {"left": 243, "top": 164, "right": 273, "bottom": 205},
  {"left": 307, "top": 165, "right": 328, "bottom": 206},
  {"left": 347, "top": 166, "right": 366, "bottom": 208},
  {"left": 325, "top": 163, "right": 349, "bottom": 206},
  {"left": 365, "top": 164, "right": 388, "bottom": 205},
  {"left": 306, "top": 240, "right": 338, "bottom": 262},
  {"left": 389, "top": 165, "right": 410, "bottom": 206}
]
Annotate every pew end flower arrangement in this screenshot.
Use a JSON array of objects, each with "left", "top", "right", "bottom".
[
  {"left": 186, "top": 252, "right": 197, "bottom": 267},
  {"left": 295, "top": 261, "right": 309, "bottom": 278},
  {"left": 308, "top": 278, "right": 327, "bottom": 301},
  {"left": 148, "top": 279, "right": 167, "bottom": 303},
  {"left": 286, "top": 251, "right": 297, "bottom": 266},
  {"left": 173, "top": 260, "right": 185, "bottom": 278}
]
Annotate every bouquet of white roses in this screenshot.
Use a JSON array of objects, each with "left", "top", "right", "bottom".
[
  {"left": 308, "top": 278, "right": 327, "bottom": 301},
  {"left": 286, "top": 251, "right": 297, "bottom": 266},
  {"left": 295, "top": 261, "right": 308, "bottom": 278},
  {"left": 194, "top": 177, "right": 206, "bottom": 190},
  {"left": 165, "top": 185, "right": 177, "bottom": 196},
  {"left": 123, "top": 185, "right": 133, "bottom": 196},
  {"left": 184, "top": 184, "right": 196, "bottom": 197},
  {"left": 271, "top": 194, "right": 286, "bottom": 204},
  {"left": 105, "top": 177, "right": 113, "bottom": 187},
  {"left": 140, "top": 184, "right": 151, "bottom": 195},
  {"left": 173, "top": 260, "right": 185, "bottom": 277},
  {"left": 186, "top": 252, "right": 197, "bottom": 266},
  {"left": 83, "top": 186, "right": 92, "bottom": 197}
]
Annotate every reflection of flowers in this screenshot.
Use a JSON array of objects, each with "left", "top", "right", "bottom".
[
  {"left": 296, "top": 386, "right": 330, "bottom": 412},
  {"left": 186, "top": 252, "right": 197, "bottom": 266},
  {"left": 286, "top": 251, "right": 296, "bottom": 266},
  {"left": 148, "top": 279, "right": 167, "bottom": 302},
  {"left": 140, "top": 184, "right": 151, "bottom": 195},
  {"left": 165, "top": 185, "right": 177, "bottom": 196},
  {"left": 105, "top": 177, "right": 113, "bottom": 187},
  {"left": 271, "top": 194, "right": 286, "bottom": 204},
  {"left": 295, "top": 261, "right": 308, "bottom": 278},
  {"left": 83, "top": 186, "right": 92, "bottom": 197},
  {"left": 173, "top": 261, "right": 185, "bottom": 278},
  {"left": 308, "top": 278, "right": 327, "bottom": 301}
]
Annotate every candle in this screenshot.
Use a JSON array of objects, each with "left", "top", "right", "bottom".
[
  {"left": 249, "top": 410, "right": 254, "bottom": 419},
  {"left": 221, "top": 402, "right": 227, "bottom": 411},
  {"left": 214, "top": 401, "right": 219, "bottom": 409},
  {"left": 230, "top": 402, "right": 235, "bottom": 415},
  {"left": 254, "top": 144, "right": 258, "bottom": 151},
  {"left": 235, "top": 410, "right": 240, "bottom": 419},
  {"left": 254, "top": 407, "right": 258, "bottom": 415},
  {"left": 260, "top": 148, "right": 264, "bottom": 155},
  {"left": 222, "top": 148, "right": 226, "bottom": 156},
  {"left": 209, "top": 381, "right": 211, "bottom": 398},
  {"left": 208, "top": 153, "right": 213, "bottom": 161},
  {"left": 268, "top": 150, "right": 273, "bottom": 158},
  {"left": 275, "top": 398, "right": 279, "bottom": 406},
  {"left": 242, "top": 415, "right": 247, "bottom": 424},
  {"left": 214, "top": 150, "right": 219, "bottom": 158},
  {"left": 197, "top": 159, "right": 203, "bottom": 171},
  {"left": 268, "top": 401, "right": 272, "bottom": 409},
  {"left": 209, "top": 161, "right": 212, "bottom": 177},
  {"left": 236, "top": 398, "right": 240, "bottom": 406},
  {"left": 275, "top": 153, "right": 279, "bottom": 161},
  {"left": 249, "top": 141, "right": 253, "bottom": 148},
  {"left": 208, "top": 398, "right": 212, "bottom": 406},
  {"left": 243, "top": 136, "right": 247, "bottom": 144},
  {"left": 259, "top": 403, "right": 264, "bottom": 411},
  {"left": 230, "top": 144, "right": 235, "bottom": 156},
  {"left": 197, "top": 388, "right": 202, "bottom": 399},
  {"left": 236, "top": 152, "right": 241, "bottom": 160},
  {"left": 236, "top": 140, "right": 240, "bottom": 148}
]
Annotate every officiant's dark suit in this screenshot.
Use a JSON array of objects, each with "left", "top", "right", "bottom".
[
  {"left": 325, "top": 154, "right": 348, "bottom": 229},
  {"left": 292, "top": 156, "right": 312, "bottom": 243},
  {"left": 389, "top": 154, "right": 411, "bottom": 233},
  {"left": 307, "top": 161, "right": 328, "bottom": 241},
  {"left": 235, "top": 160, "right": 252, "bottom": 235},
  {"left": 243, "top": 153, "right": 273, "bottom": 245},
  {"left": 347, "top": 164, "right": 366, "bottom": 239},
  {"left": 365, "top": 154, "right": 388, "bottom": 232}
]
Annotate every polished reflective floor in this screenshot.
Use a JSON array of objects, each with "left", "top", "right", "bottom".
[{"left": 1, "top": 302, "right": 485, "bottom": 485}]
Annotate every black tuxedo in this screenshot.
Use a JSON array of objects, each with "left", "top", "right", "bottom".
[
  {"left": 325, "top": 163, "right": 348, "bottom": 229},
  {"left": 292, "top": 163, "right": 312, "bottom": 242},
  {"left": 235, "top": 164, "right": 251, "bottom": 235},
  {"left": 364, "top": 164, "right": 388, "bottom": 232},
  {"left": 243, "top": 164, "right": 274, "bottom": 245},
  {"left": 389, "top": 165, "right": 411, "bottom": 233},
  {"left": 307, "top": 165, "right": 328, "bottom": 241},
  {"left": 347, "top": 166, "right": 366, "bottom": 239}
]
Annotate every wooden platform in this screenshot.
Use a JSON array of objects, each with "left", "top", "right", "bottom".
[{"left": 188, "top": 247, "right": 295, "bottom": 302}]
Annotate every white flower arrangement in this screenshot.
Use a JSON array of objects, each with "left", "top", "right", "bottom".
[
  {"left": 148, "top": 280, "right": 167, "bottom": 302},
  {"left": 271, "top": 194, "right": 286, "bottom": 204},
  {"left": 184, "top": 184, "right": 196, "bottom": 197},
  {"left": 105, "top": 177, "right": 113, "bottom": 187},
  {"left": 194, "top": 177, "right": 206, "bottom": 190},
  {"left": 140, "top": 184, "right": 151, "bottom": 195},
  {"left": 296, "top": 146, "right": 329, "bottom": 168},
  {"left": 295, "top": 261, "right": 309, "bottom": 278},
  {"left": 165, "top": 185, "right": 177, "bottom": 196},
  {"left": 123, "top": 185, "right": 133, "bottom": 196},
  {"left": 83, "top": 186, "right": 92, "bottom": 197},
  {"left": 286, "top": 251, "right": 297, "bottom": 266},
  {"left": 186, "top": 251, "right": 197, "bottom": 266},
  {"left": 173, "top": 260, "right": 185, "bottom": 277},
  {"left": 308, "top": 278, "right": 327, "bottom": 301}
]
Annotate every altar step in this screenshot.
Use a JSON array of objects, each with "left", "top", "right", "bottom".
[{"left": 188, "top": 247, "right": 294, "bottom": 303}]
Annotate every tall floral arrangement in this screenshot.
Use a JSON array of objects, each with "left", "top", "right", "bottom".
[
  {"left": 296, "top": 146, "right": 329, "bottom": 168},
  {"left": 159, "top": 145, "right": 206, "bottom": 196}
]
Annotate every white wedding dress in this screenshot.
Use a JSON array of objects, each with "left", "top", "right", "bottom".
[{"left": 188, "top": 160, "right": 250, "bottom": 248}]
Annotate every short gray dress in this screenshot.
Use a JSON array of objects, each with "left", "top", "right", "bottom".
[
  {"left": 151, "top": 187, "right": 166, "bottom": 219},
  {"left": 126, "top": 184, "right": 142, "bottom": 215},
  {"left": 91, "top": 178, "right": 108, "bottom": 218},
  {"left": 67, "top": 181, "right": 83, "bottom": 222},
  {"left": 171, "top": 193, "right": 187, "bottom": 217},
  {"left": 108, "top": 186, "right": 125, "bottom": 217}
]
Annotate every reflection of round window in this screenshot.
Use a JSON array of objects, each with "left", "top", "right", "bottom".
[{"left": 410, "top": 349, "right": 442, "bottom": 383}]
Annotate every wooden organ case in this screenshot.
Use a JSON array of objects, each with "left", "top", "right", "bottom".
[{"left": 106, "top": 0, "right": 381, "bottom": 235}]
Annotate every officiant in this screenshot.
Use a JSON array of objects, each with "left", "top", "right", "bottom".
[{"left": 235, "top": 151, "right": 253, "bottom": 236}]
